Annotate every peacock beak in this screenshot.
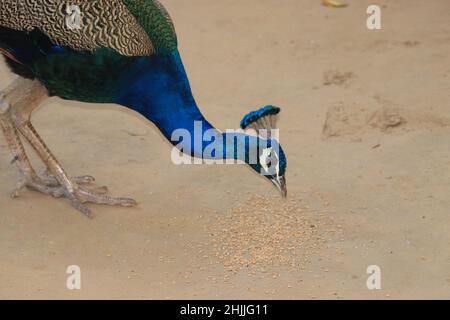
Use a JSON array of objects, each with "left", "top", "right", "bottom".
[{"left": 271, "top": 175, "right": 287, "bottom": 198}]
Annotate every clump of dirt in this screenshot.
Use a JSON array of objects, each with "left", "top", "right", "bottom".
[
  {"left": 322, "top": 102, "right": 406, "bottom": 139},
  {"left": 322, "top": 102, "right": 366, "bottom": 138},
  {"left": 368, "top": 107, "right": 405, "bottom": 131},
  {"left": 208, "top": 195, "right": 335, "bottom": 272},
  {"left": 403, "top": 40, "right": 420, "bottom": 47},
  {"left": 323, "top": 70, "right": 354, "bottom": 86}
]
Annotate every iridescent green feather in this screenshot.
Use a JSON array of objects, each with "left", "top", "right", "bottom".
[{"left": 122, "top": 0, "right": 178, "bottom": 53}]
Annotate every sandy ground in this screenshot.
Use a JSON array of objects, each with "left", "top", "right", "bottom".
[{"left": 1, "top": 0, "right": 450, "bottom": 300}]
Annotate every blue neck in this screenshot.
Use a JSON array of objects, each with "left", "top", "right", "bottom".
[{"left": 115, "top": 51, "right": 261, "bottom": 161}]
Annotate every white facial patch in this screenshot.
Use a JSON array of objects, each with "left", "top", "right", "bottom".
[{"left": 260, "top": 147, "right": 280, "bottom": 175}]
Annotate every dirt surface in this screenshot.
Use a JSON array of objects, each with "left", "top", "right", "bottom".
[{"left": 1, "top": 0, "right": 450, "bottom": 299}]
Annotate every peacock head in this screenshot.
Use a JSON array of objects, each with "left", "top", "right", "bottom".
[{"left": 240, "top": 106, "right": 288, "bottom": 198}]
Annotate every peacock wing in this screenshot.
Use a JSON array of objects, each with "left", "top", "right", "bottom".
[{"left": 0, "top": 0, "right": 178, "bottom": 57}]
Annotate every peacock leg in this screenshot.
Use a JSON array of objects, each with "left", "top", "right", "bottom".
[
  {"left": 0, "top": 96, "right": 42, "bottom": 196},
  {"left": 1, "top": 93, "right": 94, "bottom": 198},
  {"left": 0, "top": 80, "right": 62, "bottom": 196},
  {"left": 0, "top": 112, "right": 98, "bottom": 188},
  {"left": 3, "top": 78, "right": 136, "bottom": 217}
]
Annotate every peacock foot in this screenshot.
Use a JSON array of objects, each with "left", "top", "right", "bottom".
[
  {"left": 38, "top": 169, "right": 97, "bottom": 188},
  {"left": 65, "top": 186, "right": 138, "bottom": 218},
  {"left": 11, "top": 171, "right": 137, "bottom": 218}
]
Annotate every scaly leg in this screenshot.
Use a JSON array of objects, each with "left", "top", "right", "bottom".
[
  {"left": 1, "top": 97, "right": 96, "bottom": 196},
  {"left": 1, "top": 78, "right": 137, "bottom": 217},
  {"left": 0, "top": 81, "right": 57, "bottom": 196},
  {"left": 0, "top": 99, "right": 41, "bottom": 196}
]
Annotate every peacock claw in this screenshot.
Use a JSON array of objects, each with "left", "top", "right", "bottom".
[
  {"left": 66, "top": 193, "right": 93, "bottom": 218},
  {"left": 11, "top": 173, "right": 137, "bottom": 218},
  {"left": 75, "top": 186, "right": 138, "bottom": 208},
  {"left": 39, "top": 170, "right": 96, "bottom": 187},
  {"left": 11, "top": 178, "right": 66, "bottom": 199}
]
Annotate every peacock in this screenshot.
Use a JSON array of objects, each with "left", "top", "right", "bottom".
[{"left": 0, "top": 0, "right": 287, "bottom": 218}]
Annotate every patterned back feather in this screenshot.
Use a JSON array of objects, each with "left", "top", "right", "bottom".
[
  {"left": 122, "top": 0, "right": 177, "bottom": 52},
  {"left": 0, "top": 0, "right": 177, "bottom": 57}
]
